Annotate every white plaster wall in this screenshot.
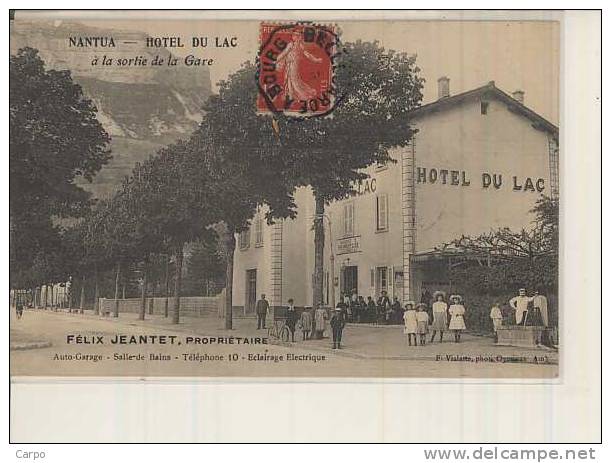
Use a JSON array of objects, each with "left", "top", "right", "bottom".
[{"left": 412, "top": 98, "right": 552, "bottom": 252}]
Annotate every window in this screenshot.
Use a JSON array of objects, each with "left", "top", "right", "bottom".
[
  {"left": 375, "top": 194, "right": 388, "bottom": 231},
  {"left": 375, "top": 267, "right": 388, "bottom": 297},
  {"left": 254, "top": 215, "right": 263, "bottom": 247},
  {"left": 343, "top": 202, "right": 355, "bottom": 237},
  {"left": 239, "top": 228, "right": 250, "bottom": 250},
  {"left": 481, "top": 101, "right": 489, "bottom": 115}
]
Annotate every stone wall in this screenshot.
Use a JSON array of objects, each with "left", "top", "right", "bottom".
[{"left": 99, "top": 295, "right": 221, "bottom": 318}]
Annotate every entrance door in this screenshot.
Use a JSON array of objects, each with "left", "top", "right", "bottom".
[
  {"left": 245, "top": 269, "right": 257, "bottom": 313},
  {"left": 341, "top": 266, "right": 358, "bottom": 297}
]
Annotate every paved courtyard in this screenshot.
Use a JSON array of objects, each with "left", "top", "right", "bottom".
[{"left": 10, "top": 308, "right": 558, "bottom": 378}]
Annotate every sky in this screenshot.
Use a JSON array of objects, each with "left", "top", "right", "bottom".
[{"left": 18, "top": 13, "right": 560, "bottom": 124}]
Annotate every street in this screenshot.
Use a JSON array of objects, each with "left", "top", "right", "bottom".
[{"left": 10, "top": 309, "right": 558, "bottom": 378}]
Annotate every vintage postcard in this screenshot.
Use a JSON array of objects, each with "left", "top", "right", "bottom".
[{"left": 10, "top": 11, "right": 561, "bottom": 379}]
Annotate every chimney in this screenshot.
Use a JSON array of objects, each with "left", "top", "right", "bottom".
[
  {"left": 512, "top": 89, "right": 525, "bottom": 104},
  {"left": 437, "top": 76, "right": 450, "bottom": 99}
]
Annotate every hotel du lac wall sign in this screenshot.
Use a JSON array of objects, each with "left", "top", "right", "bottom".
[
  {"left": 416, "top": 167, "right": 547, "bottom": 192},
  {"left": 349, "top": 168, "right": 546, "bottom": 198}
]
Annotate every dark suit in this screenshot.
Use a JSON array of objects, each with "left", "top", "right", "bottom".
[
  {"left": 256, "top": 299, "right": 269, "bottom": 329},
  {"left": 330, "top": 311, "right": 346, "bottom": 348},
  {"left": 286, "top": 306, "right": 298, "bottom": 340}
]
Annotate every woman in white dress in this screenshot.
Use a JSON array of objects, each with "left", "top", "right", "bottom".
[
  {"left": 448, "top": 295, "right": 467, "bottom": 343},
  {"left": 403, "top": 301, "right": 418, "bottom": 347},
  {"left": 430, "top": 291, "right": 448, "bottom": 343}
]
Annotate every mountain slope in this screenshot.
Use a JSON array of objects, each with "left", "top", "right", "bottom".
[{"left": 10, "top": 19, "right": 212, "bottom": 197}]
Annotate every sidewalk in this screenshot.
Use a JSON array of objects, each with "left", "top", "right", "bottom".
[
  {"left": 20, "top": 308, "right": 558, "bottom": 364},
  {"left": 10, "top": 310, "right": 53, "bottom": 350}
]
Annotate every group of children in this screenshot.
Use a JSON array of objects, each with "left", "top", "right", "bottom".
[{"left": 403, "top": 291, "right": 467, "bottom": 346}]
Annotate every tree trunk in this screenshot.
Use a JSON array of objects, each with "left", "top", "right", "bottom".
[
  {"left": 164, "top": 256, "right": 170, "bottom": 318},
  {"left": 50, "top": 284, "right": 56, "bottom": 311},
  {"left": 122, "top": 284, "right": 126, "bottom": 300},
  {"left": 113, "top": 262, "right": 121, "bottom": 317},
  {"left": 43, "top": 285, "right": 48, "bottom": 309},
  {"left": 79, "top": 276, "right": 86, "bottom": 314},
  {"left": 139, "top": 263, "right": 147, "bottom": 321},
  {"left": 67, "top": 282, "right": 72, "bottom": 312},
  {"left": 172, "top": 243, "right": 184, "bottom": 324},
  {"left": 93, "top": 266, "right": 100, "bottom": 315},
  {"left": 312, "top": 195, "right": 325, "bottom": 308},
  {"left": 149, "top": 287, "right": 154, "bottom": 315},
  {"left": 224, "top": 229, "right": 236, "bottom": 330}
]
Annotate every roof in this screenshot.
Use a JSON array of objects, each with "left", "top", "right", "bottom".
[{"left": 407, "top": 81, "right": 559, "bottom": 137}]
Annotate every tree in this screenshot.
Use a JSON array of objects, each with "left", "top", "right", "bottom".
[
  {"left": 10, "top": 47, "right": 111, "bottom": 288},
  {"left": 183, "top": 238, "right": 225, "bottom": 296},
  {"left": 279, "top": 41, "right": 424, "bottom": 305},
  {"left": 135, "top": 141, "right": 222, "bottom": 324},
  {"left": 83, "top": 199, "right": 119, "bottom": 313},
  {"left": 199, "top": 41, "right": 424, "bottom": 310},
  {"left": 445, "top": 195, "right": 559, "bottom": 293},
  {"left": 194, "top": 68, "right": 298, "bottom": 329}
]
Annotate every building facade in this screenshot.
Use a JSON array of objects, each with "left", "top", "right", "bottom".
[{"left": 233, "top": 79, "right": 559, "bottom": 312}]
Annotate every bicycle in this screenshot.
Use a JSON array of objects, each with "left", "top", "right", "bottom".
[{"left": 267, "top": 318, "right": 291, "bottom": 342}]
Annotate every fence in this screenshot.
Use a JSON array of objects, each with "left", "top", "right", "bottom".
[{"left": 99, "top": 293, "right": 223, "bottom": 318}]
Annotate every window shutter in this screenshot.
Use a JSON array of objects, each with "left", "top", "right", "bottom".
[
  {"left": 255, "top": 216, "right": 263, "bottom": 245},
  {"left": 377, "top": 194, "right": 388, "bottom": 230},
  {"left": 343, "top": 204, "right": 348, "bottom": 236},
  {"left": 370, "top": 267, "right": 375, "bottom": 295},
  {"left": 344, "top": 202, "right": 354, "bottom": 236},
  {"left": 381, "top": 195, "right": 388, "bottom": 230},
  {"left": 388, "top": 266, "right": 394, "bottom": 298}
]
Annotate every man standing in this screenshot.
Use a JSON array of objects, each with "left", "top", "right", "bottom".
[
  {"left": 350, "top": 289, "right": 359, "bottom": 322},
  {"left": 509, "top": 288, "right": 532, "bottom": 325},
  {"left": 330, "top": 306, "right": 346, "bottom": 349},
  {"left": 286, "top": 298, "right": 298, "bottom": 342},
  {"left": 366, "top": 296, "right": 376, "bottom": 323},
  {"left": 532, "top": 289, "right": 549, "bottom": 327},
  {"left": 421, "top": 286, "right": 432, "bottom": 306},
  {"left": 255, "top": 294, "right": 269, "bottom": 330},
  {"left": 391, "top": 296, "right": 402, "bottom": 324}
]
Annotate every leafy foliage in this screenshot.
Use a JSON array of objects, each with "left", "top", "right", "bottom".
[
  {"left": 444, "top": 196, "right": 559, "bottom": 331},
  {"left": 198, "top": 41, "right": 424, "bottom": 308},
  {"left": 182, "top": 238, "right": 225, "bottom": 296},
  {"left": 10, "top": 47, "right": 111, "bottom": 287}
]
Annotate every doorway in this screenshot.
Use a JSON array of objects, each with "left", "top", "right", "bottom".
[
  {"left": 341, "top": 266, "right": 358, "bottom": 297},
  {"left": 245, "top": 269, "right": 257, "bottom": 313}
]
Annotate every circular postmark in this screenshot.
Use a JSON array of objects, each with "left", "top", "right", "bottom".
[{"left": 256, "top": 22, "right": 341, "bottom": 118}]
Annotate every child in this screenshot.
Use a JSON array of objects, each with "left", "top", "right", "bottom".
[
  {"left": 448, "top": 295, "right": 466, "bottom": 343},
  {"left": 490, "top": 302, "right": 503, "bottom": 342},
  {"left": 299, "top": 307, "right": 313, "bottom": 340},
  {"left": 430, "top": 291, "right": 448, "bottom": 343},
  {"left": 416, "top": 303, "right": 429, "bottom": 346},
  {"left": 403, "top": 301, "right": 418, "bottom": 346}
]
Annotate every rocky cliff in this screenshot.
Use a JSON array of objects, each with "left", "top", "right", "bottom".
[{"left": 10, "top": 20, "right": 212, "bottom": 197}]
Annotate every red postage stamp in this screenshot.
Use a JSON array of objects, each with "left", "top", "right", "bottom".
[{"left": 257, "top": 22, "right": 339, "bottom": 117}]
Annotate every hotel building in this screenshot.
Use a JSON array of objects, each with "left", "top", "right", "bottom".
[{"left": 232, "top": 78, "right": 559, "bottom": 312}]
